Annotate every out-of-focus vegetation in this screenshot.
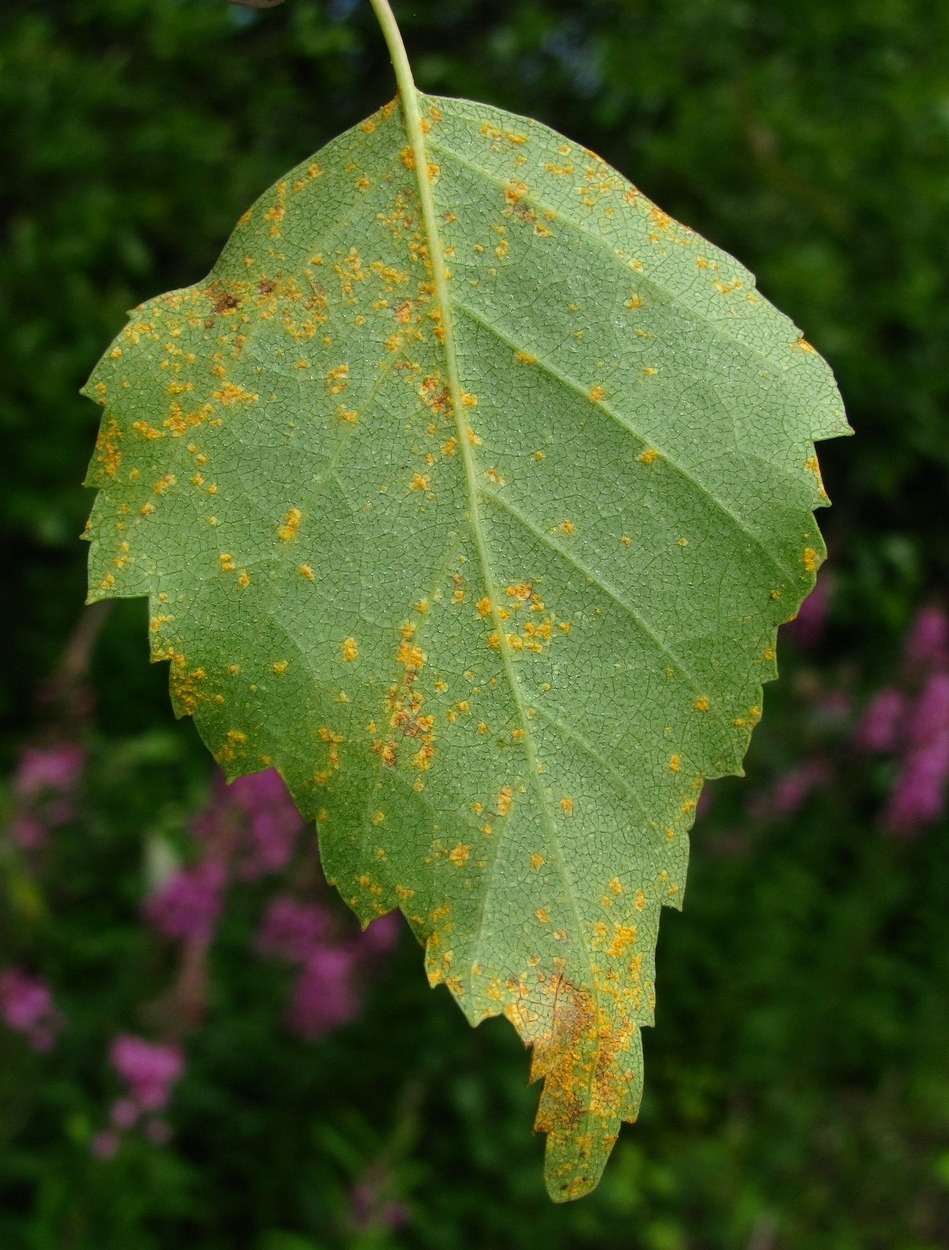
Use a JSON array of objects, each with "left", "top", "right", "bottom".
[{"left": 1, "top": 1, "right": 947, "bottom": 1246}]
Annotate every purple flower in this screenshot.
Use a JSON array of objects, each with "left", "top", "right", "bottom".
[
  {"left": 350, "top": 1166, "right": 410, "bottom": 1233},
  {"left": 110, "top": 1098, "right": 140, "bottom": 1129},
  {"left": 749, "top": 759, "right": 830, "bottom": 822},
  {"left": 7, "top": 742, "right": 85, "bottom": 849},
  {"left": 856, "top": 687, "right": 907, "bottom": 753},
  {"left": 256, "top": 894, "right": 332, "bottom": 964},
  {"left": 881, "top": 670, "right": 949, "bottom": 834},
  {"left": 784, "top": 576, "right": 830, "bottom": 649},
  {"left": 109, "top": 1034, "right": 184, "bottom": 1112},
  {"left": 909, "top": 671, "right": 949, "bottom": 746},
  {"left": 10, "top": 814, "right": 48, "bottom": 851},
  {"left": 91, "top": 1130, "right": 120, "bottom": 1160},
  {"left": 883, "top": 735, "right": 949, "bottom": 835},
  {"left": 193, "top": 769, "right": 303, "bottom": 881},
  {"left": 904, "top": 604, "right": 949, "bottom": 669},
  {"left": 13, "top": 743, "right": 84, "bottom": 802},
  {"left": 358, "top": 912, "right": 401, "bottom": 957},
  {"left": 143, "top": 860, "right": 226, "bottom": 943},
  {"left": 0, "top": 968, "right": 65, "bottom": 1052},
  {"left": 287, "top": 947, "right": 360, "bottom": 1040}
]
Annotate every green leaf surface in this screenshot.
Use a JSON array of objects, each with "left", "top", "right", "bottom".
[{"left": 83, "top": 92, "right": 848, "bottom": 1200}]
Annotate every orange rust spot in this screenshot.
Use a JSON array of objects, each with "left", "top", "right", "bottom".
[
  {"left": 589, "top": 385, "right": 607, "bottom": 403},
  {"left": 325, "top": 364, "right": 349, "bottom": 395},
  {"left": 530, "top": 853, "right": 545, "bottom": 870},
  {"left": 213, "top": 382, "right": 258, "bottom": 405},
  {"left": 298, "top": 564, "right": 314, "bottom": 580},
  {"left": 272, "top": 661, "right": 288, "bottom": 674},
  {"left": 560, "top": 797, "right": 573, "bottom": 814},
  {"left": 669, "top": 754, "right": 681, "bottom": 773},
  {"left": 410, "top": 473, "right": 429, "bottom": 491},
  {"left": 400, "top": 147, "right": 415, "bottom": 170},
  {"left": 694, "top": 696, "right": 710, "bottom": 712},
  {"left": 516, "top": 350, "right": 537, "bottom": 365},
  {"left": 278, "top": 507, "right": 302, "bottom": 542},
  {"left": 342, "top": 637, "right": 358, "bottom": 663},
  {"left": 607, "top": 925, "right": 638, "bottom": 957},
  {"left": 448, "top": 844, "right": 470, "bottom": 867},
  {"left": 637, "top": 448, "right": 658, "bottom": 465},
  {"left": 803, "top": 547, "right": 819, "bottom": 571},
  {"left": 397, "top": 642, "right": 425, "bottom": 669}
]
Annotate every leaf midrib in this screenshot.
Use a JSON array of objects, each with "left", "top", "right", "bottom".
[{"left": 400, "top": 90, "right": 595, "bottom": 988}]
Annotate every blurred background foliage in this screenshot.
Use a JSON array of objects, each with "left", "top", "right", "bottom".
[{"left": 1, "top": 0, "right": 947, "bottom": 1246}]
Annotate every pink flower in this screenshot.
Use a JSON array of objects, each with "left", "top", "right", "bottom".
[
  {"left": 256, "top": 894, "right": 331, "bottom": 964},
  {"left": 110, "top": 1098, "right": 139, "bottom": 1129},
  {"left": 13, "top": 744, "right": 84, "bottom": 802},
  {"left": 856, "top": 687, "right": 907, "bottom": 753},
  {"left": 909, "top": 671, "right": 949, "bottom": 745},
  {"left": 358, "top": 912, "right": 401, "bottom": 957},
  {"left": 10, "top": 815, "right": 47, "bottom": 851},
  {"left": 287, "top": 947, "right": 360, "bottom": 1040},
  {"left": 784, "top": 576, "right": 830, "bottom": 649},
  {"left": 108, "top": 1035, "right": 184, "bottom": 1111},
  {"left": 7, "top": 742, "right": 85, "bottom": 850},
  {"left": 350, "top": 1165, "right": 409, "bottom": 1232},
  {"left": 883, "top": 736, "right": 949, "bottom": 834},
  {"left": 193, "top": 769, "right": 303, "bottom": 881},
  {"left": 143, "top": 860, "right": 226, "bottom": 943},
  {"left": 881, "top": 673, "right": 949, "bottom": 835},
  {"left": 0, "top": 968, "right": 65, "bottom": 1052},
  {"left": 91, "top": 1130, "right": 120, "bottom": 1160},
  {"left": 749, "top": 760, "right": 830, "bottom": 821},
  {"left": 904, "top": 604, "right": 949, "bottom": 669}
]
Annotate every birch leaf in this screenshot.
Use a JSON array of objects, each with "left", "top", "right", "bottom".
[{"left": 83, "top": 93, "right": 849, "bottom": 1200}]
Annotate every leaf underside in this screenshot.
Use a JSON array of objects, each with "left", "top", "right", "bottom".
[{"left": 83, "top": 92, "right": 848, "bottom": 1200}]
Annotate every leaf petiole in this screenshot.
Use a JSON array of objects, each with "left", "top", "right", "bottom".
[{"left": 367, "top": 0, "right": 418, "bottom": 109}]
